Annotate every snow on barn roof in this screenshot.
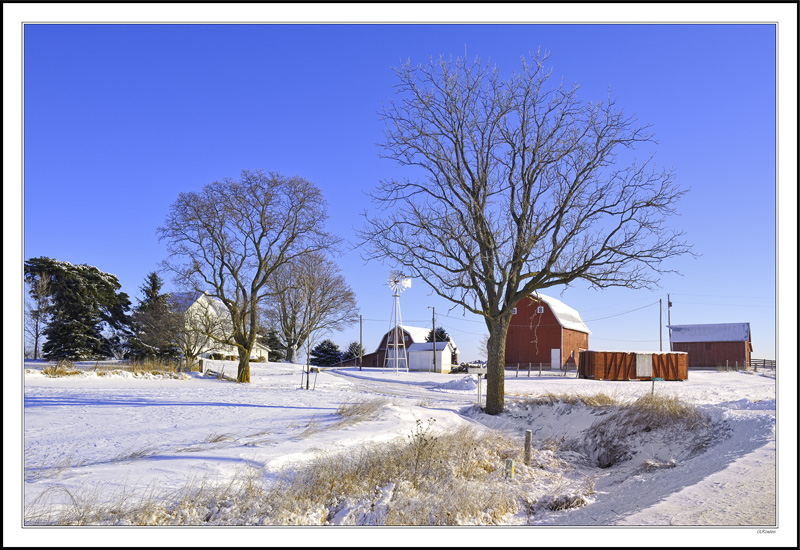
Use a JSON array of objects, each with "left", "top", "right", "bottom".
[
  {"left": 668, "top": 323, "right": 750, "bottom": 343},
  {"left": 398, "top": 325, "right": 434, "bottom": 344},
  {"left": 530, "top": 293, "right": 592, "bottom": 335}
]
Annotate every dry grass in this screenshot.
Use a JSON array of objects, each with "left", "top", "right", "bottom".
[
  {"left": 127, "top": 359, "right": 180, "bottom": 376},
  {"left": 42, "top": 360, "right": 82, "bottom": 377},
  {"left": 26, "top": 421, "right": 562, "bottom": 526},
  {"left": 334, "top": 398, "right": 390, "bottom": 425},
  {"left": 524, "top": 391, "right": 623, "bottom": 408},
  {"left": 571, "top": 392, "right": 712, "bottom": 468}
]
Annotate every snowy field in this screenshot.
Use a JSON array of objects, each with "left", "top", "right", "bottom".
[{"left": 13, "top": 361, "right": 795, "bottom": 547}]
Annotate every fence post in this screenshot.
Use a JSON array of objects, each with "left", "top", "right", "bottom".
[
  {"left": 539, "top": 362, "right": 542, "bottom": 376},
  {"left": 524, "top": 430, "right": 532, "bottom": 466},
  {"left": 528, "top": 362, "right": 531, "bottom": 377},
  {"left": 516, "top": 363, "right": 519, "bottom": 378},
  {"left": 726, "top": 360, "right": 729, "bottom": 372}
]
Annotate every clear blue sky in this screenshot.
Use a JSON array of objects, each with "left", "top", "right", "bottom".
[{"left": 14, "top": 14, "right": 791, "bottom": 362}]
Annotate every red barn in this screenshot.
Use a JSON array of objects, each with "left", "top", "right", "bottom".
[
  {"left": 505, "top": 293, "right": 590, "bottom": 369},
  {"left": 668, "top": 323, "right": 752, "bottom": 369}
]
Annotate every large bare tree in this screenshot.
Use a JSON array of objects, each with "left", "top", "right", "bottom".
[
  {"left": 261, "top": 251, "right": 358, "bottom": 363},
  {"left": 158, "top": 170, "right": 337, "bottom": 382},
  {"left": 359, "top": 51, "right": 693, "bottom": 414}
]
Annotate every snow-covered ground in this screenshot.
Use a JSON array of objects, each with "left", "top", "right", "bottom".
[{"left": 11, "top": 361, "right": 797, "bottom": 547}]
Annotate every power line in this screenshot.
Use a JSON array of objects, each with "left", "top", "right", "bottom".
[
  {"left": 583, "top": 301, "right": 660, "bottom": 322},
  {"left": 672, "top": 301, "right": 774, "bottom": 308}
]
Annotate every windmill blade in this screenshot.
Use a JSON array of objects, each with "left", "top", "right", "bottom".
[{"left": 388, "top": 270, "right": 411, "bottom": 293}]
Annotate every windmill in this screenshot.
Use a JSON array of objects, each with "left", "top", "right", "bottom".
[{"left": 385, "top": 270, "right": 412, "bottom": 373}]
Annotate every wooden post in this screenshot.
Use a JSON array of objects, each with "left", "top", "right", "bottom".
[
  {"left": 539, "top": 362, "right": 542, "bottom": 376},
  {"left": 524, "top": 430, "right": 532, "bottom": 466},
  {"left": 528, "top": 362, "right": 531, "bottom": 377},
  {"left": 516, "top": 363, "right": 519, "bottom": 378},
  {"left": 359, "top": 314, "right": 363, "bottom": 371}
]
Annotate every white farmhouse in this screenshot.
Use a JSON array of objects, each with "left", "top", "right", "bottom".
[{"left": 174, "top": 291, "right": 270, "bottom": 362}]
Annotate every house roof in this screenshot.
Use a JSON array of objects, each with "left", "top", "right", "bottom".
[
  {"left": 668, "top": 323, "right": 750, "bottom": 343},
  {"left": 530, "top": 293, "right": 592, "bottom": 335}
]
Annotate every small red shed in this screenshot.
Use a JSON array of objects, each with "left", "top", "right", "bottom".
[
  {"left": 505, "top": 293, "right": 590, "bottom": 369},
  {"left": 668, "top": 323, "right": 752, "bottom": 369},
  {"left": 578, "top": 350, "right": 689, "bottom": 380}
]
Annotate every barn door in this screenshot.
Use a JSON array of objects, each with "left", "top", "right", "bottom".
[
  {"left": 551, "top": 349, "right": 561, "bottom": 370},
  {"left": 636, "top": 353, "right": 653, "bottom": 377}
]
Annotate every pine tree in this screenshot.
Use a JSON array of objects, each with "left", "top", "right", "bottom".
[
  {"left": 25, "top": 257, "right": 132, "bottom": 360},
  {"left": 257, "top": 328, "right": 285, "bottom": 362},
  {"left": 342, "top": 341, "right": 365, "bottom": 361},
  {"left": 309, "top": 339, "right": 342, "bottom": 367},
  {"left": 426, "top": 327, "right": 456, "bottom": 365},
  {"left": 129, "top": 272, "right": 179, "bottom": 360},
  {"left": 425, "top": 327, "right": 450, "bottom": 344}
]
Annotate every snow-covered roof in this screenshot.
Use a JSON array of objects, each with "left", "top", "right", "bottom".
[
  {"left": 399, "top": 325, "right": 432, "bottom": 344},
  {"left": 407, "top": 341, "right": 455, "bottom": 353},
  {"left": 530, "top": 293, "right": 591, "bottom": 335},
  {"left": 668, "top": 323, "right": 750, "bottom": 343}
]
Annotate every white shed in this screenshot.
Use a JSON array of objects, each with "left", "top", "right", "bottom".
[{"left": 407, "top": 341, "right": 456, "bottom": 373}]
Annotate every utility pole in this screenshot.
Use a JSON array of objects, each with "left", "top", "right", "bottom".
[
  {"left": 667, "top": 294, "right": 672, "bottom": 352},
  {"left": 359, "top": 314, "right": 363, "bottom": 371},
  {"left": 432, "top": 307, "right": 436, "bottom": 373},
  {"left": 659, "top": 298, "right": 663, "bottom": 351}
]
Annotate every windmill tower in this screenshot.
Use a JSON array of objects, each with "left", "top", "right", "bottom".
[{"left": 385, "top": 270, "right": 411, "bottom": 373}]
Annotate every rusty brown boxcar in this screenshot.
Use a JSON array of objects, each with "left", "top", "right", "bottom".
[{"left": 578, "top": 350, "right": 688, "bottom": 380}]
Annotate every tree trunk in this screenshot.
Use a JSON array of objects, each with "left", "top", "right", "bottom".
[
  {"left": 286, "top": 344, "right": 298, "bottom": 364},
  {"left": 237, "top": 353, "right": 251, "bottom": 383},
  {"left": 485, "top": 317, "right": 511, "bottom": 415}
]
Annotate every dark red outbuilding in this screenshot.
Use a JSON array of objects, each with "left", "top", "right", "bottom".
[{"left": 668, "top": 323, "right": 752, "bottom": 369}]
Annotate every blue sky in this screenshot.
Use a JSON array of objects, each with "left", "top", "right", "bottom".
[{"left": 14, "top": 15, "right": 792, "bottom": 363}]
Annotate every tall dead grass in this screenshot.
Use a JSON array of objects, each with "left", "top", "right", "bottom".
[
  {"left": 42, "top": 360, "right": 82, "bottom": 377},
  {"left": 570, "top": 392, "right": 712, "bottom": 468}
]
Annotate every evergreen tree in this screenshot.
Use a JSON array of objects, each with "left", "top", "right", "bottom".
[
  {"left": 24, "top": 257, "right": 132, "bottom": 360},
  {"left": 309, "top": 339, "right": 342, "bottom": 367},
  {"left": 425, "top": 327, "right": 450, "bottom": 344},
  {"left": 426, "top": 327, "right": 456, "bottom": 364},
  {"left": 341, "top": 341, "right": 366, "bottom": 361},
  {"left": 129, "top": 272, "right": 179, "bottom": 360},
  {"left": 257, "top": 328, "right": 285, "bottom": 362}
]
